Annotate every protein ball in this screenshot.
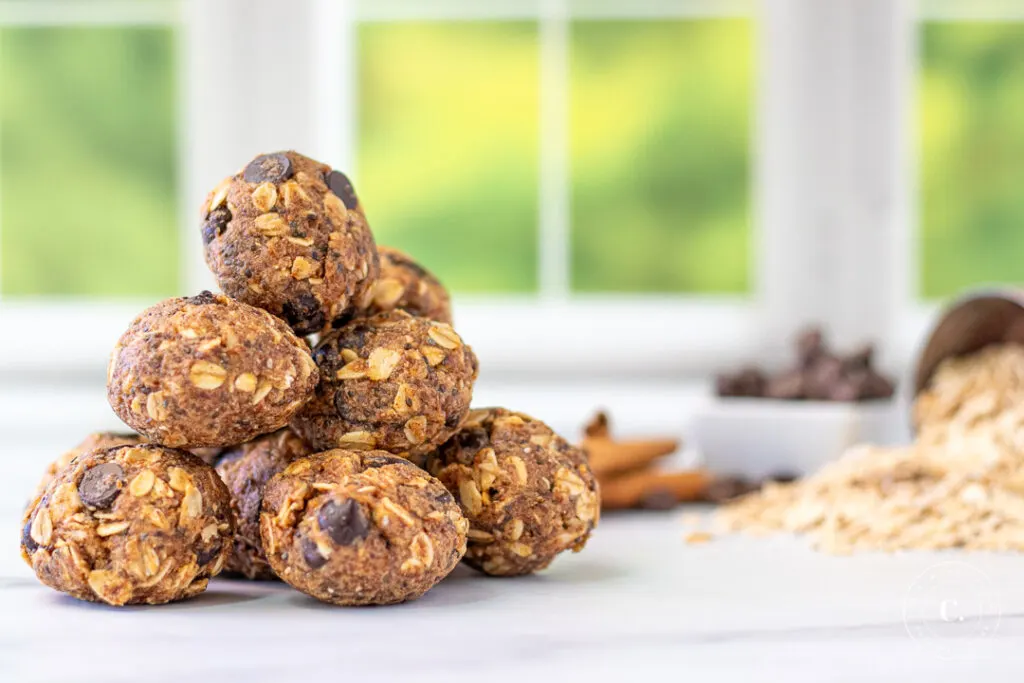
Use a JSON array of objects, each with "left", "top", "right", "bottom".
[
  {"left": 424, "top": 408, "right": 600, "bottom": 576},
  {"left": 107, "top": 291, "right": 319, "bottom": 448},
  {"left": 291, "top": 310, "right": 478, "bottom": 458},
  {"left": 21, "top": 445, "right": 234, "bottom": 606},
  {"left": 214, "top": 428, "right": 313, "bottom": 580},
  {"left": 366, "top": 246, "right": 452, "bottom": 324},
  {"left": 201, "top": 151, "right": 379, "bottom": 335},
  {"left": 260, "top": 449, "right": 468, "bottom": 605},
  {"left": 30, "top": 432, "right": 142, "bottom": 503}
]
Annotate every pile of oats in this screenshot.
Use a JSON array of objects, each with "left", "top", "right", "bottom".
[{"left": 718, "top": 343, "right": 1024, "bottom": 553}]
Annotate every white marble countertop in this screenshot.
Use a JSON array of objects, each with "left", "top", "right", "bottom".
[
  {"left": 2, "top": 511, "right": 1022, "bottom": 683},
  {"left": 0, "top": 380, "right": 1015, "bottom": 681}
]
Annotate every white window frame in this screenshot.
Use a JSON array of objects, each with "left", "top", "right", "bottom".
[{"left": 0, "top": 0, "right": 1009, "bottom": 382}]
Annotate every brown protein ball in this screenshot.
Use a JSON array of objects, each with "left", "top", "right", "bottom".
[
  {"left": 366, "top": 246, "right": 452, "bottom": 324},
  {"left": 260, "top": 449, "right": 468, "bottom": 605},
  {"left": 214, "top": 428, "right": 313, "bottom": 580},
  {"left": 424, "top": 408, "right": 600, "bottom": 577},
  {"left": 107, "top": 291, "right": 319, "bottom": 448},
  {"left": 21, "top": 444, "right": 234, "bottom": 606},
  {"left": 291, "top": 310, "right": 478, "bottom": 458},
  {"left": 201, "top": 151, "right": 379, "bottom": 335}
]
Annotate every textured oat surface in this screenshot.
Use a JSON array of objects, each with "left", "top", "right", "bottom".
[
  {"left": 21, "top": 444, "right": 234, "bottom": 605},
  {"left": 202, "top": 151, "right": 379, "bottom": 335},
  {"left": 365, "top": 246, "right": 452, "bottom": 323},
  {"left": 425, "top": 408, "right": 600, "bottom": 576},
  {"left": 31, "top": 432, "right": 142, "bottom": 503},
  {"left": 720, "top": 343, "right": 1024, "bottom": 553},
  {"left": 291, "top": 310, "right": 478, "bottom": 458},
  {"left": 215, "top": 428, "right": 313, "bottom": 580},
  {"left": 32, "top": 434, "right": 229, "bottom": 505},
  {"left": 107, "top": 292, "right": 319, "bottom": 448},
  {"left": 260, "top": 449, "right": 468, "bottom": 605}
]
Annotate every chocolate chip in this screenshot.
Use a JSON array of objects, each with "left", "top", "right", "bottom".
[
  {"left": 78, "top": 463, "right": 125, "bottom": 509},
  {"left": 201, "top": 208, "right": 231, "bottom": 244},
  {"left": 300, "top": 536, "right": 327, "bottom": 569},
  {"left": 187, "top": 290, "right": 219, "bottom": 306},
  {"left": 196, "top": 542, "right": 221, "bottom": 566},
  {"left": 333, "top": 390, "right": 359, "bottom": 420},
  {"left": 862, "top": 370, "right": 895, "bottom": 400},
  {"left": 324, "top": 170, "right": 359, "bottom": 210},
  {"left": 433, "top": 489, "right": 455, "bottom": 506},
  {"left": 766, "top": 470, "right": 799, "bottom": 484},
  {"left": 797, "top": 328, "right": 825, "bottom": 368},
  {"left": 805, "top": 356, "right": 843, "bottom": 400},
  {"left": 457, "top": 429, "right": 488, "bottom": 453},
  {"left": 311, "top": 343, "right": 337, "bottom": 369},
  {"left": 330, "top": 311, "right": 356, "bottom": 329},
  {"left": 317, "top": 499, "right": 369, "bottom": 546},
  {"left": 841, "top": 344, "right": 874, "bottom": 373},
  {"left": 21, "top": 518, "right": 38, "bottom": 553},
  {"left": 363, "top": 454, "right": 409, "bottom": 469},
  {"left": 715, "top": 374, "right": 739, "bottom": 397},
  {"left": 829, "top": 374, "right": 866, "bottom": 402},
  {"left": 765, "top": 369, "right": 805, "bottom": 400},
  {"left": 639, "top": 488, "right": 678, "bottom": 510},
  {"left": 243, "top": 153, "right": 292, "bottom": 184},
  {"left": 282, "top": 293, "right": 325, "bottom": 336}
]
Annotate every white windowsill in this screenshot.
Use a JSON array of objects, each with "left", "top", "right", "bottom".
[{"left": 0, "top": 295, "right": 759, "bottom": 378}]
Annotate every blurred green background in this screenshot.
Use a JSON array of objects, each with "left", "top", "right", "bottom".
[
  {"left": 356, "top": 22, "right": 540, "bottom": 293},
  {"left": 0, "top": 20, "right": 1020, "bottom": 299},
  {"left": 920, "top": 22, "right": 1024, "bottom": 298},
  {"left": 0, "top": 27, "right": 178, "bottom": 297}
]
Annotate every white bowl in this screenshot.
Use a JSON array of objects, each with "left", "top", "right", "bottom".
[{"left": 689, "top": 397, "right": 905, "bottom": 480}]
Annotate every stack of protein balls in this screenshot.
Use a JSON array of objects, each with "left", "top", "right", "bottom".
[{"left": 20, "top": 151, "right": 600, "bottom": 606}]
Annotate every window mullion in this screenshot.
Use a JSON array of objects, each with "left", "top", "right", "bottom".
[
  {"left": 180, "top": 0, "right": 322, "bottom": 294},
  {"left": 312, "top": 0, "right": 354, "bottom": 171},
  {"left": 539, "top": 0, "right": 569, "bottom": 300},
  {"left": 757, "top": 0, "right": 909, "bottom": 367}
]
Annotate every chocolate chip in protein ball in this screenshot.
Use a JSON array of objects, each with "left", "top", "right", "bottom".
[
  {"left": 281, "top": 293, "right": 326, "bottom": 336},
  {"left": 77, "top": 463, "right": 125, "bottom": 509},
  {"left": 21, "top": 519, "right": 38, "bottom": 554},
  {"left": 324, "top": 170, "right": 358, "bottom": 210},
  {"left": 363, "top": 454, "right": 410, "bottom": 469},
  {"left": 300, "top": 536, "right": 328, "bottom": 569},
  {"left": 243, "top": 152, "right": 293, "bottom": 184},
  {"left": 196, "top": 542, "right": 223, "bottom": 566},
  {"left": 201, "top": 208, "right": 231, "bottom": 245},
  {"left": 456, "top": 429, "right": 488, "bottom": 454},
  {"left": 317, "top": 499, "right": 369, "bottom": 546},
  {"left": 187, "top": 290, "right": 221, "bottom": 306},
  {"left": 433, "top": 488, "right": 455, "bottom": 506}
]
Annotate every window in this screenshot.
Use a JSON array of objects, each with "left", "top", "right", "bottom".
[
  {"left": 919, "top": 20, "right": 1024, "bottom": 299},
  {"left": 0, "top": 24, "right": 178, "bottom": 298},
  {"left": 569, "top": 18, "right": 753, "bottom": 294},
  {"left": 19, "top": 0, "right": 1011, "bottom": 378},
  {"left": 356, "top": 21, "right": 540, "bottom": 293},
  {"left": 353, "top": 5, "right": 754, "bottom": 302}
]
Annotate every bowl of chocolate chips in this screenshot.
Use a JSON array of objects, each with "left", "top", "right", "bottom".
[{"left": 690, "top": 328, "right": 900, "bottom": 480}]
